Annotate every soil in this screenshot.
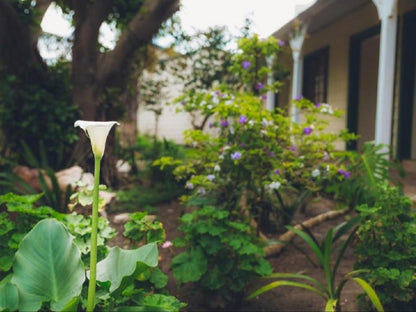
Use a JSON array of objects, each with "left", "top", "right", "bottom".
[{"left": 107, "top": 197, "right": 363, "bottom": 312}]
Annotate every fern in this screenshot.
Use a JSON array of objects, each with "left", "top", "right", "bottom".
[{"left": 332, "top": 142, "right": 405, "bottom": 208}]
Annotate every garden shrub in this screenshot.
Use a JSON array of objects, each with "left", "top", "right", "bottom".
[
  {"left": 155, "top": 34, "right": 358, "bottom": 306},
  {"left": 171, "top": 205, "right": 272, "bottom": 304},
  {"left": 123, "top": 211, "right": 166, "bottom": 244},
  {"left": 170, "top": 93, "right": 355, "bottom": 232},
  {"left": 0, "top": 61, "right": 79, "bottom": 170},
  {"left": 324, "top": 142, "right": 405, "bottom": 208},
  {"left": 354, "top": 183, "right": 416, "bottom": 311}
]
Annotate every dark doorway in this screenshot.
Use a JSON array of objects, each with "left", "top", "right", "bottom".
[
  {"left": 397, "top": 9, "right": 416, "bottom": 159},
  {"left": 347, "top": 25, "right": 380, "bottom": 151}
]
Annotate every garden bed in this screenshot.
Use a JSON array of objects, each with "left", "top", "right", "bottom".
[{"left": 108, "top": 197, "right": 362, "bottom": 311}]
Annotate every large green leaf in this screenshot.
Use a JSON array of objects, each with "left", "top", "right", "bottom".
[
  {"left": 11, "top": 219, "right": 85, "bottom": 311},
  {"left": 0, "top": 282, "right": 19, "bottom": 311},
  {"left": 171, "top": 247, "right": 207, "bottom": 283},
  {"left": 96, "top": 243, "right": 158, "bottom": 293}
]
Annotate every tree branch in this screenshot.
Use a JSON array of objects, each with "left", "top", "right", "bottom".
[
  {"left": 97, "top": 0, "right": 180, "bottom": 84},
  {"left": 0, "top": 0, "right": 47, "bottom": 79}
]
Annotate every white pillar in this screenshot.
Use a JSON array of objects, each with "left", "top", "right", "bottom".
[
  {"left": 372, "top": 0, "right": 398, "bottom": 149},
  {"left": 266, "top": 55, "right": 275, "bottom": 111},
  {"left": 289, "top": 24, "right": 307, "bottom": 123}
]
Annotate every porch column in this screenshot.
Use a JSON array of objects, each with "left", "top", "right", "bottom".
[
  {"left": 372, "top": 0, "right": 398, "bottom": 148},
  {"left": 289, "top": 24, "right": 308, "bottom": 123},
  {"left": 266, "top": 55, "right": 275, "bottom": 111}
]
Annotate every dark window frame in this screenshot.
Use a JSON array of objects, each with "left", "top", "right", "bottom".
[{"left": 302, "top": 46, "right": 329, "bottom": 104}]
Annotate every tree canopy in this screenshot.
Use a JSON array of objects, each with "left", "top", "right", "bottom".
[{"left": 0, "top": 0, "right": 179, "bottom": 177}]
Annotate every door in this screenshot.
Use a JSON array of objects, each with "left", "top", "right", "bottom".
[
  {"left": 398, "top": 9, "right": 416, "bottom": 159},
  {"left": 347, "top": 25, "right": 380, "bottom": 151}
]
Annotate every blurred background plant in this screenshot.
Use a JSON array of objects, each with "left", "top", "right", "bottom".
[{"left": 353, "top": 183, "right": 416, "bottom": 311}]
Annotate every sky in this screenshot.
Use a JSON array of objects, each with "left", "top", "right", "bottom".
[
  {"left": 176, "top": 0, "right": 315, "bottom": 38},
  {"left": 40, "top": 0, "right": 315, "bottom": 54}
]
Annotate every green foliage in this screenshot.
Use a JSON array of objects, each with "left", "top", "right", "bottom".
[
  {"left": 325, "top": 142, "right": 404, "bottom": 208},
  {"left": 123, "top": 212, "right": 166, "bottom": 244},
  {"left": 354, "top": 183, "right": 416, "bottom": 311},
  {"left": 113, "top": 135, "right": 187, "bottom": 212},
  {"left": 248, "top": 217, "right": 384, "bottom": 312},
  {"left": 0, "top": 216, "right": 183, "bottom": 312},
  {"left": 10, "top": 219, "right": 85, "bottom": 311},
  {"left": 0, "top": 141, "right": 74, "bottom": 213},
  {"left": 0, "top": 61, "right": 79, "bottom": 170},
  {"left": 69, "top": 180, "right": 108, "bottom": 211},
  {"left": 171, "top": 205, "right": 272, "bottom": 303},
  {"left": 169, "top": 92, "right": 355, "bottom": 232},
  {"left": 0, "top": 193, "right": 115, "bottom": 279},
  {"left": 228, "top": 34, "right": 283, "bottom": 93}
]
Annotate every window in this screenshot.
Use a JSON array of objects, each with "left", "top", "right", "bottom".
[{"left": 302, "top": 47, "right": 329, "bottom": 104}]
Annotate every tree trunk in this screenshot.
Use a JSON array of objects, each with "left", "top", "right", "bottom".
[{"left": 70, "top": 0, "right": 179, "bottom": 185}]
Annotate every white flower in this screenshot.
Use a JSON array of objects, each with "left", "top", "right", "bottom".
[
  {"left": 261, "top": 118, "right": 271, "bottom": 126},
  {"left": 312, "top": 169, "right": 320, "bottom": 178},
  {"left": 74, "top": 120, "right": 119, "bottom": 158},
  {"left": 185, "top": 182, "right": 194, "bottom": 190},
  {"left": 207, "top": 174, "right": 215, "bottom": 181},
  {"left": 214, "top": 165, "right": 221, "bottom": 172},
  {"left": 268, "top": 181, "right": 281, "bottom": 190},
  {"left": 320, "top": 103, "right": 334, "bottom": 114}
]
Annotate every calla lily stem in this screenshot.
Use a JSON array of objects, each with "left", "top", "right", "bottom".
[{"left": 87, "top": 155, "right": 101, "bottom": 312}]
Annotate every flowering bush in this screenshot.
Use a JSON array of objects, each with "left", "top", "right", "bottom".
[
  {"left": 171, "top": 92, "right": 355, "bottom": 231},
  {"left": 157, "top": 34, "right": 358, "bottom": 304}
]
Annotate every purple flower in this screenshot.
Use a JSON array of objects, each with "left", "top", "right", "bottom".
[
  {"left": 338, "top": 169, "right": 351, "bottom": 179},
  {"left": 261, "top": 94, "right": 267, "bottom": 100},
  {"left": 315, "top": 102, "right": 322, "bottom": 108},
  {"left": 231, "top": 151, "right": 242, "bottom": 160},
  {"left": 274, "top": 169, "right": 281, "bottom": 175},
  {"left": 197, "top": 187, "right": 206, "bottom": 195},
  {"left": 207, "top": 174, "right": 215, "bottom": 181},
  {"left": 209, "top": 122, "right": 214, "bottom": 128},
  {"left": 303, "top": 127, "right": 313, "bottom": 135},
  {"left": 242, "top": 60, "right": 251, "bottom": 69},
  {"left": 256, "top": 82, "right": 265, "bottom": 90},
  {"left": 278, "top": 40, "right": 286, "bottom": 46},
  {"left": 323, "top": 152, "right": 329, "bottom": 161},
  {"left": 294, "top": 95, "right": 303, "bottom": 101},
  {"left": 220, "top": 120, "right": 229, "bottom": 127},
  {"left": 239, "top": 115, "right": 248, "bottom": 124},
  {"left": 185, "top": 182, "right": 194, "bottom": 190},
  {"left": 289, "top": 145, "right": 297, "bottom": 151},
  {"left": 240, "top": 142, "right": 246, "bottom": 147}
]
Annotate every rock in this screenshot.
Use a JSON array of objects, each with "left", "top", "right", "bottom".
[
  {"left": 116, "top": 160, "right": 131, "bottom": 174},
  {"left": 13, "top": 166, "right": 52, "bottom": 192},
  {"left": 112, "top": 213, "right": 130, "bottom": 224},
  {"left": 55, "top": 166, "right": 93, "bottom": 192}
]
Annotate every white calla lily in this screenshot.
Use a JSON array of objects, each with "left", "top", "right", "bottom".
[{"left": 74, "top": 120, "right": 119, "bottom": 158}]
